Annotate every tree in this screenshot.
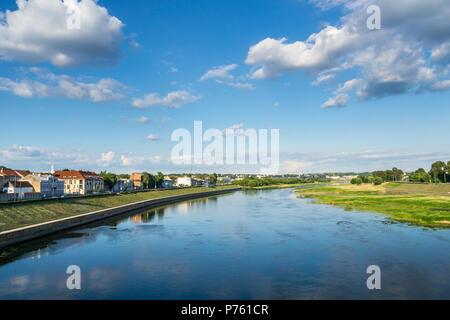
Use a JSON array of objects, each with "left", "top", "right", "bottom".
[
  {"left": 117, "top": 174, "right": 130, "bottom": 179},
  {"left": 156, "top": 172, "right": 164, "bottom": 188},
  {"left": 142, "top": 172, "right": 156, "bottom": 189},
  {"left": 351, "top": 177, "right": 362, "bottom": 185},
  {"left": 372, "top": 171, "right": 387, "bottom": 182},
  {"left": 208, "top": 173, "right": 218, "bottom": 185},
  {"left": 100, "top": 171, "right": 117, "bottom": 190},
  {"left": 429, "top": 161, "right": 446, "bottom": 183},
  {"left": 373, "top": 177, "right": 383, "bottom": 185}
]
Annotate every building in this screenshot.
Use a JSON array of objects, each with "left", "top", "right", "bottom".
[
  {"left": 217, "top": 176, "right": 232, "bottom": 184},
  {"left": 112, "top": 179, "right": 134, "bottom": 193},
  {"left": 130, "top": 172, "right": 143, "bottom": 190},
  {"left": 21, "top": 173, "right": 65, "bottom": 198},
  {"left": 0, "top": 168, "right": 29, "bottom": 182},
  {"left": 3, "top": 181, "right": 40, "bottom": 200},
  {"left": 54, "top": 171, "right": 104, "bottom": 195},
  {"left": 161, "top": 179, "right": 173, "bottom": 188},
  {"left": 176, "top": 176, "right": 193, "bottom": 187}
]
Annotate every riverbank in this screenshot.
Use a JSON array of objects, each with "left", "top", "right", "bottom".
[
  {"left": 0, "top": 186, "right": 237, "bottom": 232},
  {"left": 0, "top": 186, "right": 240, "bottom": 249},
  {"left": 237, "top": 182, "right": 331, "bottom": 190},
  {"left": 296, "top": 183, "right": 450, "bottom": 228}
]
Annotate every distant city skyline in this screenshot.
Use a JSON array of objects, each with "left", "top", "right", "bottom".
[{"left": 1, "top": 0, "right": 449, "bottom": 174}]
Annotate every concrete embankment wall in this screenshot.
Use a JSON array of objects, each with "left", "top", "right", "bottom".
[{"left": 0, "top": 188, "right": 240, "bottom": 249}]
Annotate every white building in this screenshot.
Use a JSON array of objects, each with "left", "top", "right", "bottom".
[
  {"left": 54, "top": 170, "right": 104, "bottom": 195},
  {"left": 3, "top": 181, "right": 36, "bottom": 200},
  {"left": 176, "top": 176, "right": 193, "bottom": 187},
  {"left": 112, "top": 179, "right": 134, "bottom": 192},
  {"left": 22, "top": 174, "right": 65, "bottom": 198}
]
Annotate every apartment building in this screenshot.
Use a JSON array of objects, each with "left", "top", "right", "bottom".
[
  {"left": 130, "top": 172, "right": 143, "bottom": 190},
  {"left": 54, "top": 171, "right": 104, "bottom": 195},
  {"left": 21, "top": 173, "right": 65, "bottom": 198}
]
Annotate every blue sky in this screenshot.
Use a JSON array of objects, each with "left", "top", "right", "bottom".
[{"left": 0, "top": 0, "right": 449, "bottom": 174}]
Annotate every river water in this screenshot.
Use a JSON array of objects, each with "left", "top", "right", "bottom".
[{"left": 0, "top": 188, "right": 449, "bottom": 299}]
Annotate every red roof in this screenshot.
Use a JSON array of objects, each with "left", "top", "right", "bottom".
[
  {"left": 0, "top": 169, "right": 29, "bottom": 178},
  {"left": 54, "top": 171, "right": 103, "bottom": 181}
]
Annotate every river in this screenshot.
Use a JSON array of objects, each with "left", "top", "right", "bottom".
[{"left": 0, "top": 188, "right": 449, "bottom": 299}]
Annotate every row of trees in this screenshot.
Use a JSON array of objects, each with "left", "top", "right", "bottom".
[
  {"left": 232, "top": 177, "right": 330, "bottom": 188},
  {"left": 350, "top": 160, "right": 450, "bottom": 185},
  {"left": 100, "top": 172, "right": 219, "bottom": 190},
  {"left": 100, "top": 171, "right": 166, "bottom": 190}
]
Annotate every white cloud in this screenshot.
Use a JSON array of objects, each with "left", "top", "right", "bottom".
[
  {"left": 0, "top": 144, "right": 89, "bottom": 165},
  {"left": 246, "top": 0, "right": 450, "bottom": 106},
  {"left": 200, "top": 64, "right": 237, "bottom": 82},
  {"left": 312, "top": 74, "right": 336, "bottom": 85},
  {"left": 281, "top": 160, "right": 314, "bottom": 173},
  {"left": 146, "top": 134, "right": 160, "bottom": 141},
  {"left": 0, "top": 68, "right": 126, "bottom": 102},
  {"left": 273, "top": 102, "right": 280, "bottom": 107},
  {"left": 320, "top": 94, "right": 349, "bottom": 108},
  {"left": 0, "top": 0, "right": 124, "bottom": 67},
  {"left": 97, "top": 151, "right": 115, "bottom": 167},
  {"left": 132, "top": 90, "right": 200, "bottom": 108},
  {"left": 200, "top": 64, "right": 254, "bottom": 90},
  {"left": 120, "top": 154, "right": 161, "bottom": 166}
]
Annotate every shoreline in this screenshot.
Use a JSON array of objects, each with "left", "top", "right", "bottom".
[
  {"left": 296, "top": 183, "right": 450, "bottom": 228},
  {"left": 0, "top": 187, "right": 240, "bottom": 249}
]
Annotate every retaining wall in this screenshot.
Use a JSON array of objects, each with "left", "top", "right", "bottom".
[{"left": 0, "top": 188, "right": 240, "bottom": 249}]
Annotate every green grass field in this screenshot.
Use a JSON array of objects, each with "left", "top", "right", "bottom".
[
  {"left": 296, "top": 183, "right": 450, "bottom": 228},
  {"left": 0, "top": 186, "right": 237, "bottom": 232}
]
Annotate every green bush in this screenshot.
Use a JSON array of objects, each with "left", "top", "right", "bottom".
[{"left": 373, "top": 177, "right": 383, "bottom": 185}]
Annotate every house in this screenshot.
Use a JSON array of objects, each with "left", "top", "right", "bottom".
[
  {"left": 176, "top": 176, "right": 194, "bottom": 187},
  {"left": 130, "top": 172, "right": 143, "bottom": 190},
  {"left": 21, "top": 173, "right": 65, "bottom": 198},
  {"left": 217, "top": 176, "right": 231, "bottom": 184},
  {"left": 0, "top": 168, "right": 29, "bottom": 182},
  {"left": 112, "top": 179, "right": 134, "bottom": 193},
  {"left": 203, "top": 180, "right": 215, "bottom": 188},
  {"left": 161, "top": 179, "right": 173, "bottom": 188},
  {"left": 3, "top": 181, "right": 40, "bottom": 200},
  {"left": 54, "top": 171, "right": 104, "bottom": 195}
]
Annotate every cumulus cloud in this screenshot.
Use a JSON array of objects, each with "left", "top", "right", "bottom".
[
  {"left": 0, "top": 144, "right": 89, "bottom": 165},
  {"left": 200, "top": 64, "right": 254, "bottom": 90},
  {"left": 132, "top": 90, "right": 200, "bottom": 108},
  {"left": 279, "top": 149, "right": 450, "bottom": 173},
  {"left": 246, "top": 0, "right": 450, "bottom": 107},
  {"left": 0, "top": 0, "right": 124, "bottom": 67},
  {"left": 321, "top": 94, "right": 349, "bottom": 108},
  {"left": 281, "top": 160, "right": 314, "bottom": 172},
  {"left": 200, "top": 64, "right": 237, "bottom": 82},
  {"left": 0, "top": 68, "right": 126, "bottom": 102},
  {"left": 97, "top": 151, "right": 115, "bottom": 167}
]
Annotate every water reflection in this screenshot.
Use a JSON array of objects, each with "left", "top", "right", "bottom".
[{"left": 0, "top": 189, "right": 449, "bottom": 299}]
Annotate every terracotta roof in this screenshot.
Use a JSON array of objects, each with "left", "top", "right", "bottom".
[
  {"left": 0, "top": 169, "right": 29, "bottom": 178},
  {"left": 54, "top": 171, "right": 103, "bottom": 181}
]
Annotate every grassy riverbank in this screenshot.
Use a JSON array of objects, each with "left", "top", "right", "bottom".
[
  {"left": 296, "top": 183, "right": 450, "bottom": 228},
  {"left": 0, "top": 186, "right": 238, "bottom": 232},
  {"left": 241, "top": 182, "right": 330, "bottom": 190}
]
